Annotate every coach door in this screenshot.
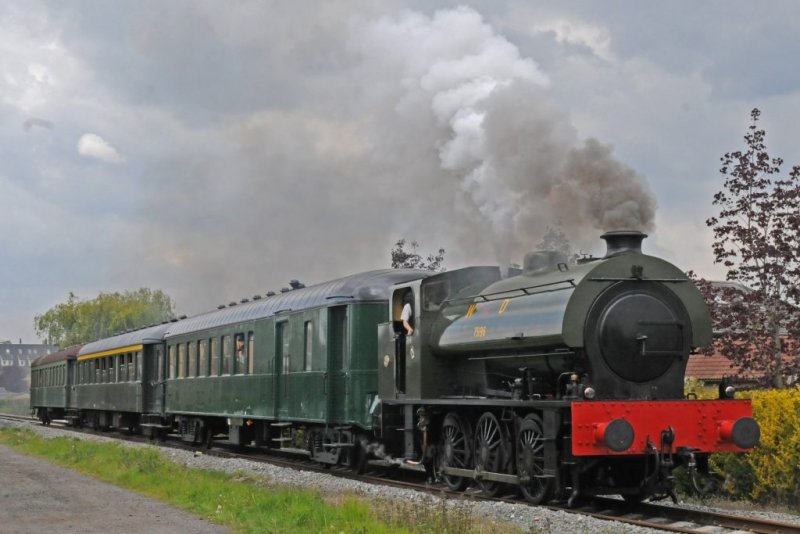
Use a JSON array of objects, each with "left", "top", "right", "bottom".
[
  {"left": 66, "top": 361, "right": 75, "bottom": 408},
  {"left": 274, "top": 321, "right": 290, "bottom": 419},
  {"left": 144, "top": 344, "right": 165, "bottom": 414},
  {"left": 326, "top": 306, "right": 348, "bottom": 424}
]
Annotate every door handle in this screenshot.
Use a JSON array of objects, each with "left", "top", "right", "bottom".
[{"left": 323, "top": 372, "right": 328, "bottom": 395}]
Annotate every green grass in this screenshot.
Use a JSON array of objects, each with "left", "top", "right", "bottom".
[{"left": 0, "top": 428, "right": 520, "bottom": 534}]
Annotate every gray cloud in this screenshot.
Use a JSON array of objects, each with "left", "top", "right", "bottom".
[
  {"left": 23, "top": 117, "right": 53, "bottom": 131},
  {"left": 3, "top": 1, "right": 800, "bottom": 341}
]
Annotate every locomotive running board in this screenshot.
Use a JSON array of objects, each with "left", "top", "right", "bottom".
[{"left": 441, "top": 466, "right": 554, "bottom": 485}]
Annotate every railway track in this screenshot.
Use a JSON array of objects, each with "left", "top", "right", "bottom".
[{"left": 2, "top": 413, "right": 798, "bottom": 533}]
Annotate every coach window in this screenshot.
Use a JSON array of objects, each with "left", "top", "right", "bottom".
[
  {"left": 247, "top": 331, "right": 254, "bottom": 374},
  {"left": 211, "top": 337, "right": 220, "bottom": 376},
  {"left": 234, "top": 333, "right": 245, "bottom": 374},
  {"left": 304, "top": 321, "right": 313, "bottom": 371},
  {"left": 168, "top": 345, "right": 176, "bottom": 379},
  {"left": 178, "top": 343, "right": 186, "bottom": 378},
  {"left": 198, "top": 340, "right": 208, "bottom": 377},
  {"left": 136, "top": 350, "right": 142, "bottom": 381},
  {"left": 222, "top": 335, "right": 232, "bottom": 375},
  {"left": 188, "top": 341, "right": 197, "bottom": 378}
]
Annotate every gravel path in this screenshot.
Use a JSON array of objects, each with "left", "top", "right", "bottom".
[
  {"left": 3, "top": 419, "right": 797, "bottom": 533},
  {"left": 0, "top": 442, "right": 228, "bottom": 533}
]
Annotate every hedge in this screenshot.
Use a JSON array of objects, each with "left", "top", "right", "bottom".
[{"left": 710, "top": 386, "right": 800, "bottom": 505}]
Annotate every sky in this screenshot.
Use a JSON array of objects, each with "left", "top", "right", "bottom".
[{"left": 3, "top": 1, "right": 800, "bottom": 344}]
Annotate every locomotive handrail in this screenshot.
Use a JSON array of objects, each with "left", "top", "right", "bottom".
[
  {"left": 443, "top": 279, "right": 576, "bottom": 306},
  {"left": 589, "top": 277, "right": 688, "bottom": 283},
  {"left": 468, "top": 350, "right": 576, "bottom": 361}
]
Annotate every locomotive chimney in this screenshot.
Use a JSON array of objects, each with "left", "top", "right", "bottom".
[{"left": 601, "top": 230, "right": 647, "bottom": 257}]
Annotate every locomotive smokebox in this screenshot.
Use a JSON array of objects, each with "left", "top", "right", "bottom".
[{"left": 601, "top": 230, "right": 647, "bottom": 257}]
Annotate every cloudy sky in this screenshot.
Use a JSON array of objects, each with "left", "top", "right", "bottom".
[{"left": 3, "top": 1, "right": 800, "bottom": 343}]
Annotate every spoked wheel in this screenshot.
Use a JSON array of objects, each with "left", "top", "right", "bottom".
[
  {"left": 474, "top": 411, "right": 509, "bottom": 497},
  {"left": 517, "top": 414, "right": 553, "bottom": 504},
  {"left": 437, "top": 412, "right": 473, "bottom": 491}
]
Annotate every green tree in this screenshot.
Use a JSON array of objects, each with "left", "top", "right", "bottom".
[
  {"left": 390, "top": 239, "right": 446, "bottom": 271},
  {"left": 705, "top": 108, "right": 800, "bottom": 388},
  {"left": 35, "top": 288, "right": 176, "bottom": 348}
]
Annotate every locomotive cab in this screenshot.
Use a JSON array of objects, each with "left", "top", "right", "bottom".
[{"left": 377, "top": 267, "right": 501, "bottom": 401}]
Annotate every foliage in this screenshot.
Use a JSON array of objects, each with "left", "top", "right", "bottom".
[
  {"left": 34, "top": 288, "right": 176, "bottom": 348},
  {"left": 705, "top": 108, "right": 800, "bottom": 387},
  {"left": 0, "top": 394, "right": 30, "bottom": 416},
  {"left": 710, "top": 387, "right": 800, "bottom": 505},
  {"left": 0, "top": 428, "right": 521, "bottom": 533},
  {"left": 683, "top": 377, "right": 717, "bottom": 400},
  {"left": 390, "top": 239, "right": 446, "bottom": 272}
]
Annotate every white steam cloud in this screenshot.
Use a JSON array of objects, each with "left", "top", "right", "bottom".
[{"left": 351, "top": 7, "right": 655, "bottom": 263}]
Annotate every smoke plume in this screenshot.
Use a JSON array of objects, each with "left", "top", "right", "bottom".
[
  {"left": 114, "top": 5, "right": 656, "bottom": 314},
  {"left": 350, "top": 7, "right": 656, "bottom": 263}
]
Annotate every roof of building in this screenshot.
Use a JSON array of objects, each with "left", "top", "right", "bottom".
[{"left": 686, "top": 351, "right": 765, "bottom": 381}]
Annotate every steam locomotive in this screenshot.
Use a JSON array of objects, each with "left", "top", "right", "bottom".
[{"left": 31, "top": 231, "right": 759, "bottom": 504}]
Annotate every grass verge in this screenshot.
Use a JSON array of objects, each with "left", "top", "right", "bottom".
[{"left": 0, "top": 428, "right": 519, "bottom": 534}]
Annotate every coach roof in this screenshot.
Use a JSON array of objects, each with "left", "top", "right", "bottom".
[
  {"left": 78, "top": 323, "right": 171, "bottom": 358},
  {"left": 165, "top": 269, "right": 430, "bottom": 338},
  {"left": 31, "top": 345, "right": 82, "bottom": 367}
]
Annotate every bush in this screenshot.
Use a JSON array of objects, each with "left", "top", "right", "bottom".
[{"left": 711, "top": 386, "right": 800, "bottom": 505}]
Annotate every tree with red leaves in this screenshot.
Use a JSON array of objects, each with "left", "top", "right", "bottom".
[
  {"left": 390, "top": 239, "right": 446, "bottom": 272},
  {"left": 705, "top": 108, "right": 800, "bottom": 388}
]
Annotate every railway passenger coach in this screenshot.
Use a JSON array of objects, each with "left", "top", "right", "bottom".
[{"left": 31, "top": 231, "right": 760, "bottom": 504}]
